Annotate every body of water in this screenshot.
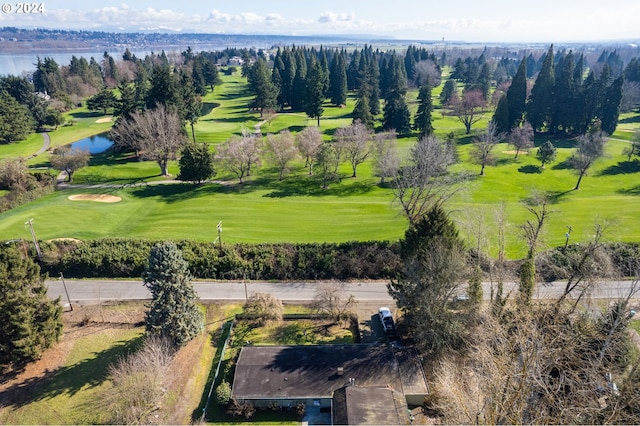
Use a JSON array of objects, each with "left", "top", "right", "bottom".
[
  {"left": 0, "top": 49, "right": 154, "bottom": 76},
  {"left": 70, "top": 134, "right": 113, "bottom": 154}
]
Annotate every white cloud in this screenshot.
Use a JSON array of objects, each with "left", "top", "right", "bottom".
[{"left": 1, "top": 2, "right": 637, "bottom": 42}]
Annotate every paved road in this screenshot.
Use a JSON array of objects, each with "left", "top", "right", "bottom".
[
  {"left": 45, "top": 278, "right": 638, "bottom": 306},
  {"left": 45, "top": 279, "right": 395, "bottom": 305}
]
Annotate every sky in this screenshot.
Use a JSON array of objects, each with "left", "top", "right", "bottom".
[{"left": 0, "top": 0, "right": 638, "bottom": 43}]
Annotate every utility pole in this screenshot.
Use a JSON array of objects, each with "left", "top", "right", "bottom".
[
  {"left": 564, "top": 225, "right": 573, "bottom": 250},
  {"left": 59, "top": 272, "right": 73, "bottom": 311},
  {"left": 25, "top": 218, "right": 42, "bottom": 260}
]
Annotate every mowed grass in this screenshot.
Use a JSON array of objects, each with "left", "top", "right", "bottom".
[
  {"left": 1, "top": 71, "right": 639, "bottom": 256},
  {"left": 0, "top": 173, "right": 406, "bottom": 243}
]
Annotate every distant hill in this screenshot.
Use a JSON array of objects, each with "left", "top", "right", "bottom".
[{"left": 0, "top": 27, "right": 406, "bottom": 53}]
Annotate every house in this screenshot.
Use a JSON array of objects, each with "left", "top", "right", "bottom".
[{"left": 231, "top": 344, "right": 428, "bottom": 424}]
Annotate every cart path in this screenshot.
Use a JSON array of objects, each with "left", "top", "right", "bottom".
[{"left": 26, "top": 132, "right": 50, "bottom": 159}]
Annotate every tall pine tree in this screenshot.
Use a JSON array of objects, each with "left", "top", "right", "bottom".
[
  {"left": 143, "top": 242, "right": 204, "bottom": 349},
  {"left": 506, "top": 56, "right": 527, "bottom": 130},
  {"left": 0, "top": 245, "right": 62, "bottom": 367},
  {"left": 527, "top": 45, "right": 555, "bottom": 133},
  {"left": 414, "top": 81, "right": 435, "bottom": 137}
]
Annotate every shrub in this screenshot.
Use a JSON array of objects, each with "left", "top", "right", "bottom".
[{"left": 215, "top": 381, "right": 232, "bottom": 405}]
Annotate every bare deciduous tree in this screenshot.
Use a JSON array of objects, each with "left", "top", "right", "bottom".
[
  {"left": 314, "top": 141, "right": 340, "bottom": 189},
  {"left": 215, "top": 131, "right": 261, "bottom": 183},
  {"left": 430, "top": 294, "right": 639, "bottom": 425},
  {"left": 312, "top": 281, "right": 356, "bottom": 320},
  {"left": 393, "top": 135, "right": 466, "bottom": 226},
  {"left": 471, "top": 121, "right": 503, "bottom": 176},
  {"left": 554, "top": 222, "right": 614, "bottom": 312},
  {"left": 519, "top": 193, "right": 553, "bottom": 305},
  {"left": 296, "top": 126, "right": 323, "bottom": 175},
  {"left": 508, "top": 121, "right": 534, "bottom": 159},
  {"left": 263, "top": 130, "right": 298, "bottom": 181},
  {"left": 370, "top": 130, "right": 399, "bottom": 185},
  {"left": 449, "top": 89, "right": 486, "bottom": 134},
  {"left": 411, "top": 60, "right": 441, "bottom": 88},
  {"left": 0, "top": 158, "right": 30, "bottom": 190},
  {"left": 570, "top": 128, "right": 607, "bottom": 190},
  {"left": 333, "top": 120, "right": 371, "bottom": 178},
  {"left": 103, "top": 337, "right": 174, "bottom": 425},
  {"left": 49, "top": 145, "right": 90, "bottom": 182},
  {"left": 243, "top": 292, "right": 284, "bottom": 325},
  {"left": 110, "top": 105, "right": 187, "bottom": 176}
]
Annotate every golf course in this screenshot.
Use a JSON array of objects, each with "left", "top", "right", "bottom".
[{"left": 1, "top": 72, "right": 639, "bottom": 259}]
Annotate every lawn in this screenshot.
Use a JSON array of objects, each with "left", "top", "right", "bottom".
[
  {"left": 0, "top": 303, "right": 225, "bottom": 425},
  {"left": 1, "top": 71, "right": 639, "bottom": 257}
]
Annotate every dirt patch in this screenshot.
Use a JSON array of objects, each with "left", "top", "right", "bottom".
[
  {"left": 95, "top": 117, "right": 112, "bottom": 123},
  {"left": 47, "top": 237, "right": 82, "bottom": 243},
  {"left": 68, "top": 194, "right": 122, "bottom": 203},
  {"left": 501, "top": 150, "right": 529, "bottom": 155}
]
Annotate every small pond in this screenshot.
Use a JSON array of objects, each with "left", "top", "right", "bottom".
[{"left": 70, "top": 134, "right": 114, "bottom": 154}]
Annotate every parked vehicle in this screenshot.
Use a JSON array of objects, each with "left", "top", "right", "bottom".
[{"left": 378, "top": 307, "right": 395, "bottom": 335}]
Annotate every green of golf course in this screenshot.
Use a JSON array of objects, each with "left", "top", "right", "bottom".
[{"left": 1, "top": 73, "right": 639, "bottom": 259}]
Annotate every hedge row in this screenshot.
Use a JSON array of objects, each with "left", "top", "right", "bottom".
[{"left": 36, "top": 238, "right": 402, "bottom": 280}]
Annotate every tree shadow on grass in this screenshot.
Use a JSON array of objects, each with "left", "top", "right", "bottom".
[
  {"left": 617, "top": 185, "right": 640, "bottom": 196},
  {"left": 68, "top": 111, "right": 104, "bottom": 120},
  {"left": 598, "top": 160, "right": 640, "bottom": 176},
  {"left": 200, "top": 102, "right": 219, "bottom": 116},
  {"left": 518, "top": 164, "right": 543, "bottom": 174},
  {"left": 0, "top": 333, "right": 144, "bottom": 409},
  {"left": 263, "top": 176, "right": 374, "bottom": 198},
  {"left": 619, "top": 115, "right": 640, "bottom": 124},
  {"left": 551, "top": 158, "right": 573, "bottom": 170}
]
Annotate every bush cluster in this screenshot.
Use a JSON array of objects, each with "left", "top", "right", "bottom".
[{"left": 38, "top": 238, "right": 401, "bottom": 280}]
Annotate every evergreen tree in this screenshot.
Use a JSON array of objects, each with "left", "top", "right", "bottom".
[
  {"left": 382, "top": 55, "right": 411, "bottom": 135},
  {"left": 352, "top": 87, "right": 374, "bottom": 128},
  {"left": 414, "top": 82, "right": 435, "bottom": 137},
  {"left": 115, "top": 82, "right": 138, "bottom": 119},
  {"left": 365, "top": 59, "right": 381, "bottom": 116},
  {"left": 143, "top": 242, "right": 204, "bottom": 349},
  {"left": 202, "top": 57, "right": 222, "bottom": 92},
  {"left": 0, "top": 91, "right": 35, "bottom": 144},
  {"left": 178, "top": 143, "right": 215, "bottom": 183},
  {"left": 290, "top": 51, "right": 307, "bottom": 111},
  {"left": 536, "top": 140, "right": 557, "bottom": 168},
  {"left": 600, "top": 76, "right": 623, "bottom": 135},
  {"left": 146, "top": 63, "right": 182, "bottom": 114},
  {"left": 506, "top": 56, "right": 528, "bottom": 130},
  {"left": 180, "top": 72, "right": 202, "bottom": 140},
  {"left": 552, "top": 51, "right": 578, "bottom": 134},
  {"left": 329, "top": 52, "right": 347, "bottom": 106},
  {"left": 493, "top": 95, "right": 510, "bottom": 135},
  {"left": 247, "top": 58, "right": 277, "bottom": 117},
  {"left": 0, "top": 245, "right": 63, "bottom": 367},
  {"left": 86, "top": 88, "right": 118, "bottom": 114},
  {"left": 389, "top": 206, "right": 469, "bottom": 354},
  {"left": 527, "top": 45, "right": 555, "bottom": 133},
  {"left": 439, "top": 78, "right": 457, "bottom": 105},
  {"left": 304, "top": 60, "right": 326, "bottom": 126}
]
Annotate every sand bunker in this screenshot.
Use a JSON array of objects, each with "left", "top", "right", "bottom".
[
  {"left": 95, "top": 117, "right": 113, "bottom": 123},
  {"left": 68, "top": 194, "right": 122, "bottom": 203}
]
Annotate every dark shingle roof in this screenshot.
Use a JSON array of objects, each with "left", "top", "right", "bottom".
[
  {"left": 231, "top": 344, "right": 402, "bottom": 400},
  {"left": 332, "top": 386, "right": 408, "bottom": 425}
]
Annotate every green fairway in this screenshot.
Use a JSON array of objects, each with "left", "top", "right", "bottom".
[
  {"left": 0, "top": 176, "right": 407, "bottom": 244},
  {"left": 1, "top": 71, "right": 639, "bottom": 257}
]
